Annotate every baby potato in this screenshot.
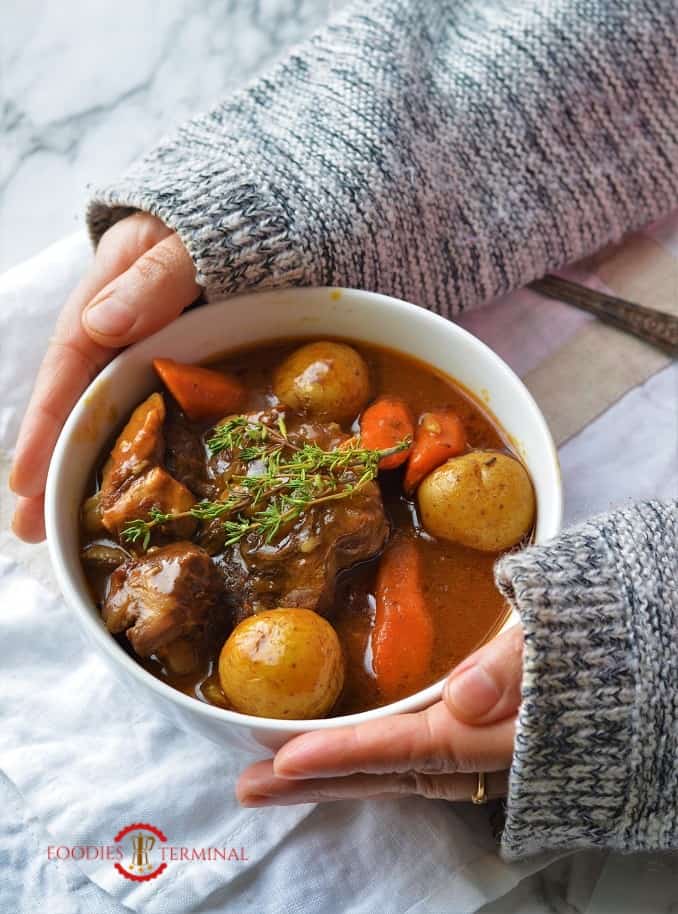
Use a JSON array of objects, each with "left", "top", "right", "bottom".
[
  {"left": 218, "top": 608, "right": 345, "bottom": 719},
  {"left": 273, "top": 341, "right": 370, "bottom": 423},
  {"left": 417, "top": 451, "right": 535, "bottom": 552}
]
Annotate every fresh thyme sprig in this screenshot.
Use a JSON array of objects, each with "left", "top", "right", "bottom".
[
  {"left": 121, "top": 416, "right": 410, "bottom": 551},
  {"left": 206, "top": 415, "right": 293, "bottom": 457}
]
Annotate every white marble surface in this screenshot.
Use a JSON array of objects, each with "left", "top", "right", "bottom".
[{"left": 1, "top": 0, "right": 336, "bottom": 271}]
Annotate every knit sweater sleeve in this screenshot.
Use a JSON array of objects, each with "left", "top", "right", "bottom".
[
  {"left": 495, "top": 499, "right": 678, "bottom": 859},
  {"left": 87, "top": 0, "right": 678, "bottom": 313}
]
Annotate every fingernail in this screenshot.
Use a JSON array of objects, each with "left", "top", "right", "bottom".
[
  {"left": 273, "top": 751, "right": 310, "bottom": 779},
  {"left": 445, "top": 664, "right": 500, "bottom": 719},
  {"left": 84, "top": 297, "right": 135, "bottom": 337},
  {"left": 238, "top": 794, "right": 271, "bottom": 807},
  {"left": 274, "top": 735, "right": 324, "bottom": 778}
]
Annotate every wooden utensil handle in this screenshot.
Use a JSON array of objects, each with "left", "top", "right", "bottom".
[{"left": 529, "top": 275, "right": 678, "bottom": 356}]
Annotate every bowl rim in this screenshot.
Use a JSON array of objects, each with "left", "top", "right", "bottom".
[{"left": 45, "top": 285, "right": 563, "bottom": 733}]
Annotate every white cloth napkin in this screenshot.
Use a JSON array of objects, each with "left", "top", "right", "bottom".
[
  {"left": 1, "top": 231, "right": 676, "bottom": 913},
  {"left": 0, "top": 556, "right": 547, "bottom": 913}
]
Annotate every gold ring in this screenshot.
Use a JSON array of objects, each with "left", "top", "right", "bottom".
[{"left": 471, "top": 771, "right": 488, "bottom": 805}]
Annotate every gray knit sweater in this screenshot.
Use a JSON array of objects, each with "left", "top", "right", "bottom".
[{"left": 87, "top": 0, "right": 678, "bottom": 859}]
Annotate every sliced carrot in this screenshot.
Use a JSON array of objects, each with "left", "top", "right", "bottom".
[
  {"left": 359, "top": 397, "right": 414, "bottom": 470},
  {"left": 370, "top": 537, "right": 434, "bottom": 702},
  {"left": 403, "top": 408, "right": 466, "bottom": 493},
  {"left": 153, "top": 358, "right": 245, "bottom": 422}
]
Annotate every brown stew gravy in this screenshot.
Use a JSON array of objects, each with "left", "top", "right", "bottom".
[{"left": 82, "top": 340, "right": 514, "bottom": 716}]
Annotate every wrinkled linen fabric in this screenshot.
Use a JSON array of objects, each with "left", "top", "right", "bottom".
[{"left": 0, "top": 559, "right": 546, "bottom": 912}]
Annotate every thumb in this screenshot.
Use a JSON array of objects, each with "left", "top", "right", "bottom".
[
  {"left": 443, "top": 623, "right": 524, "bottom": 725},
  {"left": 82, "top": 233, "right": 200, "bottom": 347}
]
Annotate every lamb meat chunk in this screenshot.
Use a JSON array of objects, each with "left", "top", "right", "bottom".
[
  {"left": 101, "top": 466, "right": 197, "bottom": 540},
  {"left": 206, "top": 408, "right": 283, "bottom": 491},
  {"left": 213, "top": 480, "right": 388, "bottom": 622},
  {"left": 164, "top": 404, "right": 216, "bottom": 499},
  {"left": 103, "top": 542, "right": 222, "bottom": 657},
  {"left": 100, "top": 392, "right": 165, "bottom": 498},
  {"left": 203, "top": 411, "right": 388, "bottom": 620},
  {"left": 206, "top": 409, "right": 346, "bottom": 490}
]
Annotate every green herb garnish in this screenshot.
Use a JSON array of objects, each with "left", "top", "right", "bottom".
[{"left": 121, "top": 416, "right": 409, "bottom": 551}]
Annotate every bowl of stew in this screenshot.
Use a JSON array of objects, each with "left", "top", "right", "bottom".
[{"left": 45, "top": 287, "right": 562, "bottom": 752}]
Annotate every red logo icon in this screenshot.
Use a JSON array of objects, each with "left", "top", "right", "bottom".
[{"left": 114, "top": 823, "right": 167, "bottom": 882}]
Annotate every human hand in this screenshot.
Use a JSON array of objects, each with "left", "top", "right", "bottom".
[
  {"left": 10, "top": 213, "right": 199, "bottom": 542},
  {"left": 237, "top": 624, "right": 523, "bottom": 806}
]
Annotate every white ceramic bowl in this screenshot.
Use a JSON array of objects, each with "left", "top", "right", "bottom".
[{"left": 45, "top": 287, "right": 562, "bottom": 753}]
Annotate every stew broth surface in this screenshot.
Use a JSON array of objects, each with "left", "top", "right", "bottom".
[{"left": 82, "top": 339, "right": 514, "bottom": 716}]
